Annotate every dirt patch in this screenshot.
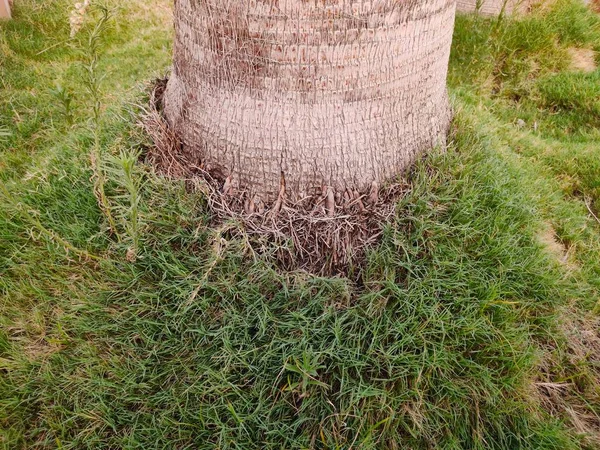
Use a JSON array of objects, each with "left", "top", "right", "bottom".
[
  {"left": 534, "top": 312, "right": 600, "bottom": 446},
  {"left": 127, "top": 0, "right": 172, "bottom": 26},
  {"left": 537, "top": 223, "right": 572, "bottom": 265},
  {"left": 6, "top": 313, "right": 64, "bottom": 363},
  {"left": 568, "top": 47, "right": 598, "bottom": 73},
  {"left": 560, "top": 315, "right": 600, "bottom": 376},
  {"left": 535, "top": 380, "right": 600, "bottom": 444},
  {"left": 522, "top": 0, "right": 557, "bottom": 13}
]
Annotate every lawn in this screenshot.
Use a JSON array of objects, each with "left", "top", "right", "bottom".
[{"left": 1, "top": 0, "right": 599, "bottom": 448}]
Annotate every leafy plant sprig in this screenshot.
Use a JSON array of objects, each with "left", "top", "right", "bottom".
[{"left": 79, "top": 5, "right": 119, "bottom": 238}]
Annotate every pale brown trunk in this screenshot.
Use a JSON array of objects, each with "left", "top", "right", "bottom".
[
  {"left": 165, "top": 0, "right": 457, "bottom": 203},
  {"left": 0, "top": 0, "right": 11, "bottom": 19}
]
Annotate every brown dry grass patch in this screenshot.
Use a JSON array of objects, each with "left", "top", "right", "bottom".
[
  {"left": 534, "top": 312, "right": 600, "bottom": 446},
  {"left": 538, "top": 223, "right": 571, "bottom": 264},
  {"left": 567, "top": 47, "right": 598, "bottom": 73}
]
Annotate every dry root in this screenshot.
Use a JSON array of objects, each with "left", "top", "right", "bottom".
[
  {"left": 141, "top": 78, "right": 190, "bottom": 179},
  {"left": 140, "top": 78, "right": 408, "bottom": 276}
]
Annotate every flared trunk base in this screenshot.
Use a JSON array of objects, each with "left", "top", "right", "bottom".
[{"left": 164, "top": 0, "right": 456, "bottom": 203}]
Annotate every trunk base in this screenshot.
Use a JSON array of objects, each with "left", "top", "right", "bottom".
[{"left": 143, "top": 79, "right": 419, "bottom": 276}]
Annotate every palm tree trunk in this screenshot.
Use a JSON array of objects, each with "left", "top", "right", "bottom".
[
  {"left": 0, "top": 0, "right": 11, "bottom": 19},
  {"left": 164, "top": 0, "right": 457, "bottom": 203}
]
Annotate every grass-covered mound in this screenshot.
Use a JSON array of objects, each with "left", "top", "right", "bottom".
[{"left": 1, "top": 0, "right": 599, "bottom": 448}]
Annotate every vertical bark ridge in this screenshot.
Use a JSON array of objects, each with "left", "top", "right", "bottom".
[{"left": 165, "top": 0, "right": 457, "bottom": 203}]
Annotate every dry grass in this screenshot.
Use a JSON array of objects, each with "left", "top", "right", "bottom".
[
  {"left": 535, "top": 312, "right": 600, "bottom": 446},
  {"left": 521, "top": 0, "right": 558, "bottom": 13},
  {"left": 538, "top": 222, "right": 573, "bottom": 265},
  {"left": 567, "top": 47, "right": 598, "bottom": 72},
  {"left": 2, "top": 0, "right": 600, "bottom": 447}
]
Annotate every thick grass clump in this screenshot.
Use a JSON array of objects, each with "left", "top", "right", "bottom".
[
  {"left": 536, "top": 71, "right": 600, "bottom": 118},
  {"left": 1, "top": 127, "right": 576, "bottom": 448},
  {"left": 2, "top": 0, "right": 600, "bottom": 448},
  {"left": 451, "top": 3, "right": 600, "bottom": 445},
  {"left": 451, "top": 0, "right": 600, "bottom": 136}
]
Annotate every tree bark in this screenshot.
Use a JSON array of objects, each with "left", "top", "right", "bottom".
[
  {"left": 164, "top": 0, "right": 457, "bottom": 203},
  {"left": 0, "top": 0, "right": 11, "bottom": 19}
]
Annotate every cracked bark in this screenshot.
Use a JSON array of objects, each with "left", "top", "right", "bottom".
[{"left": 164, "top": 0, "right": 457, "bottom": 203}]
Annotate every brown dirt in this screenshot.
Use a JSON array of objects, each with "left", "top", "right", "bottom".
[
  {"left": 531, "top": 223, "right": 599, "bottom": 444},
  {"left": 567, "top": 47, "right": 598, "bottom": 73},
  {"left": 537, "top": 223, "right": 573, "bottom": 266},
  {"left": 526, "top": 0, "right": 558, "bottom": 13}
]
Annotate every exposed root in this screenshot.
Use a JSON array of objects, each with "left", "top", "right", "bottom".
[
  {"left": 140, "top": 78, "right": 190, "bottom": 179},
  {"left": 205, "top": 174, "right": 405, "bottom": 276},
  {"left": 140, "top": 78, "right": 408, "bottom": 276}
]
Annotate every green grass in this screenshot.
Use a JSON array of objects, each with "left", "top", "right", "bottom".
[{"left": 1, "top": 0, "right": 600, "bottom": 448}]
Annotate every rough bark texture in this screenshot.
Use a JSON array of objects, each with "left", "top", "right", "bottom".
[
  {"left": 165, "top": 0, "right": 456, "bottom": 203},
  {"left": 0, "top": 0, "right": 11, "bottom": 19},
  {"left": 456, "top": 0, "right": 522, "bottom": 15}
]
